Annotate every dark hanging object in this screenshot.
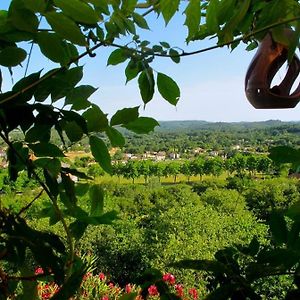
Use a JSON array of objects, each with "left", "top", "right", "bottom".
[{"left": 245, "top": 29, "right": 300, "bottom": 109}]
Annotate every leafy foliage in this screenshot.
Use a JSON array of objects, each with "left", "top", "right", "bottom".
[{"left": 0, "top": 0, "right": 300, "bottom": 298}]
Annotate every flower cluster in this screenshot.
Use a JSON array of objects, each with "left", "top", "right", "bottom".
[
  {"left": 38, "top": 282, "right": 59, "bottom": 299},
  {"left": 162, "top": 273, "right": 176, "bottom": 285},
  {"left": 36, "top": 269, "right": 200, "bottom": 300}
]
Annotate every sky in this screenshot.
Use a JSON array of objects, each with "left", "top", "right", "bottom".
[{"left": 1, "top": 0, "right": 300, "bottom": 122}]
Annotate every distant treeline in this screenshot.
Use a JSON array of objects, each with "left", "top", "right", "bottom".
[{"left": 4, "top": 120, "right": 300, "bottom": 156}]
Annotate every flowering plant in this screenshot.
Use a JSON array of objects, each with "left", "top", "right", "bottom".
[{"left": 36, "top": 269, "right": 201, "bottom": 300}]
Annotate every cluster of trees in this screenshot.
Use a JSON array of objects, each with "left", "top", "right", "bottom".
[
  {"left": 109, "top": 153, "right": 274, "bottom": 183},
  {"left": 67, "top": 121, "right": 300, "bottom": 156},
  {"left": 121, "top": 122, "right": 300, "bottom": 155},
  {"left": 75, "top": 178, "right": 300, "bottom": 298}
]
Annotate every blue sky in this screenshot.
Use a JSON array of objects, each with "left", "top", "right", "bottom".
[{"left": 1, "top": 0, "right": 300, "bottom": 122}]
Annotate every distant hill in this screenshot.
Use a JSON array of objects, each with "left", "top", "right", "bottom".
[{"left": 156, "top": 120, "right": 300, "bottom": 132}]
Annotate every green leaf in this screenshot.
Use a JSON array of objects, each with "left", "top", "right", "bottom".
[
  {"left": 83, "top": 105, "right": 108, "bottom": 132},
  {"left": 89, "top": 184, "right": 104, "bottom": 216},
  {"left": 24, "top": 0, "right": 46, "bottom": 12},
  {"left": 29, "top": 142, "right": 65, "bottom": 157},
  {"left": 57, "top": 66, "right": 83, "bottom": 87},
  {"left": 257, "top": 248, "right": 298, "bottom": 270},
  {"left": 138, "top": 69, "right": 155, "bottom": 104},
  {"left": 0, "top": 47, "right": 26, "bottom": 67},
  {"left": 45, "top": 12, "right": 86, "bottom": 46},
  {"left": 132, "top": 12, "right": 149, "bottom": 29},
  {"left": 121, "top": 0, "right": 137, "bottom": 13},
  {"left": 221, "top": 0, "right": 250, "bottom": 43},
  {"left": 62, "top": 167, "right": 91, "bottom": 180},
  {"left": 65, "top": 85, "right": 97, "bottom": 109},
  {"left": 125, "top": 60, "right": 141, "bottom": 83},
  {"left": 169, "top": 48, "right": 180, "bottom": 63},
  {"left": 159, "top": 41, "right": 170, "bottom": 48},
  {"left": 37, "top": 32, "right": 69, "bottom": 65},
  {"left": 79, "top": 211, "right": 118, "bottom": 225},
  {"left": 64, "top": 121, "right": 84, "bottom": 142},
  {"left": 122, "top": 117, "right": 159, "bottom": 134},
  {"left": 110, "top": 106, "right": 139, "bottom": 126},
  {"left": 53, "top": 0, "right": 99, "bottom": 24},
  {"left": 107, "top": 48, "right": 129, "bottom": 66},
  {"left": 124, "top": 18, "right": 136, "bottom": 34},
  {"left": 96, "top": 26, "right": 104, "bottom": 40},
  {"left": 61, "top": 110, "right": 88, "bottom": 134},
  {"left": 89, "top": 135, "right": 112, "bottom": 174},
  {"left": 75, "top": 182, "right": 90, "bottom": 196},
  {"left": 49, "top": 67, "right": 84, "bottom": 102},
  {"left": 184, "top": 0, "right": 201, "bottom": 40},
  {"left": 9, "top": 8, "right": 39, "bottom": 33},
  {"left": 206, "top": 0, "right": 219, "bottom": 32},
  {"left": 0, "top": 10, "right": 12, "bottom": 34},
  {"left": 157, "top": 72, "right": 180, "bottom": 105},
  {"left": 69, "top": 220, "right": 88, "bottom": 240},
  {"left": 217, "top": 0, "right": 236, "bottom": 25},
  {"left": 269, "top": 211, "right": 288, "bottom": 245},
  {"left": 25, "top": 125, "right": 51, "bottom": 143},
  {"left": 160, "top": 0, "right": 180, "bottom": 24},
  {"left": 12, "top": 71, "right": 41, "bottom": 102},
  {"left": 34, "top": 158, "right": 61, "bottom": 178},
  {"left": 106, "top": 126, "right": 125, "bottom": 147}
]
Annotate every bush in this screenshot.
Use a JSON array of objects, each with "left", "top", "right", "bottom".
[
  {"left": 243, "top": 178, "right": 299, "bottom": 220},
  {"left": 79, "top": 183, "right": 266, "bottom": 288}
]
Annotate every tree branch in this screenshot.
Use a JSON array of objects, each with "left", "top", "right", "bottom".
[
  {"left": 17, "top": 189, "right": 44, "bottom": 217},
  {"left": 0, "top": 41, "right": 104, "bottom": 106},
  {"left": 111, "top": 16, "right": 300, "bottom": 58},
  {"left": 0, "top": 131, "right": 74, "bottom": 281}
]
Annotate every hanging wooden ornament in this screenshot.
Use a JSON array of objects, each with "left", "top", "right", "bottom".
[{"left": 245, "top": 29, "right": 300, "bottom": 109}]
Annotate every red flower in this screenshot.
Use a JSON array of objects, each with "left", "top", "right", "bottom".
[
  {"left": 188, "top": 288, "right": 198, "bottom": 300},
  {"left": 83, "top": 272, "right": 92, "bottom": 281},
  {"left": 175, "top": 284, "right": 184, "bottom": 297},
  {"left": 99, "top": 273, "right": 106, "bottom": 281},
  {"left": 162, "top": 273, "right": 176, "bottom": 285},
  {"left": 35, "top": 267, "right": 44, "bottom": 275},
  {"left": 125, "top": 284, "right": 132, "bottom": 293},
  {"left": 41, "top": 292, "right": 51, "bottom": 299},
  {"left": 102, "top": 296, "right": 109, "bottom": 300},
  {"left": 148, "top": 285, "right": 159, "bottom": 296},
  {"left": 108, "top": 282, "right": 115, "bottom": 289}
]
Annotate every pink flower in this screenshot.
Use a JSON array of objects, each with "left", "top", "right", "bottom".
[
  {"left": 188, "top": 288, "right": 198, "bottom": 300},
  {"left": 175, "top": 284, "right": 184, "bottom": 297},
  {"left": 148, "top": 285, "right": 159, "bottom": 296},
  {"left": 35, "top": 267, "right": 44, "bottom": 275},
  {"left": 83, "top": 272, "right": 92, "bottom": 281},
  {"left": 162, "top": 273, "right": 176, "bottom": 285},
  {"left": 102, "top": 296, "right": 109, "bottom": 300},
  {"left": 99, "top": 273, "right": 106, "bottom": 281},
  {"left": 125, "top": 284, "right": 132, "bottom": 293},
  {"left": 108, "top": 282, "right": 115, "bottom": 289}
]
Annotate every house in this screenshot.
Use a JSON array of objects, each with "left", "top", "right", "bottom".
[
  {"left": 155, "top": 151, "right": 166, "bottom": 161},
  {"left": 169, "top": 152, "right": 180, "bottom": 160}
]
